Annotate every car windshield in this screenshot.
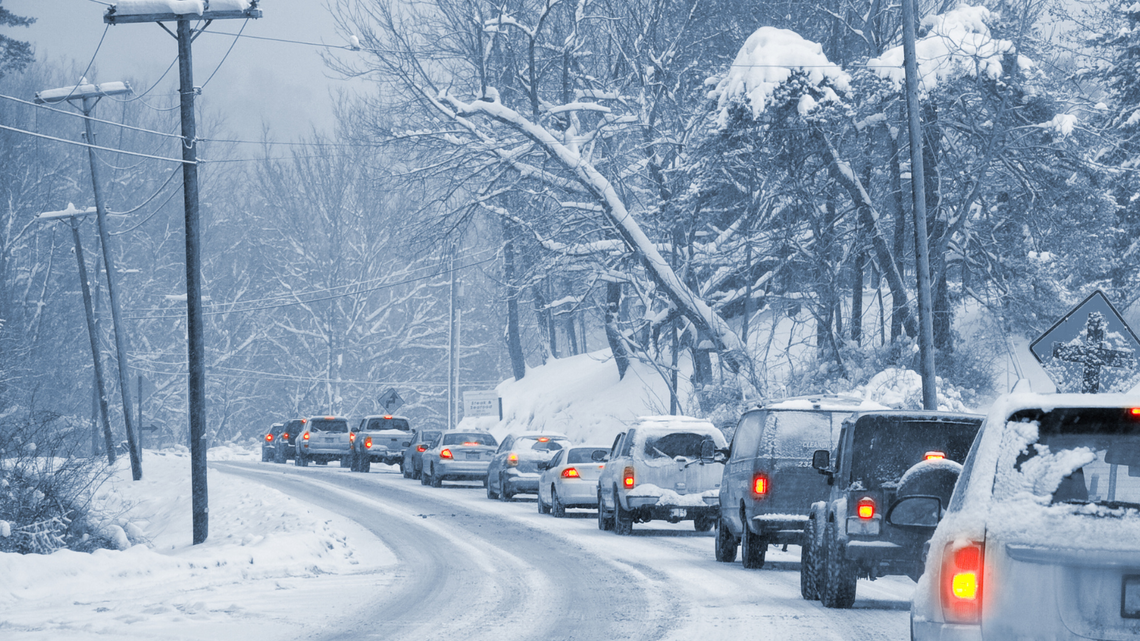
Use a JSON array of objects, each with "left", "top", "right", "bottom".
[
  {"left": 568, "top": 448, "right": 609, "bottom": 464},
  {"left": 309, "top": 418, "right": 348, "bottom": 433},
  {"left": 850, "top": 416, "right": 981, "bottom": 488},
  {"left": 760, "top": 411, "right": 848, "bottom": 459},
  {"left": 442, "top": 432, "right": 496, "bottom": 446},
  {"left": 643, "top": 432, "right": 709, "bottom": 459},
  {"left": 521, "top": 437, "right": 565, "bottom": 452},
  {"left": 366, "top": 417, "right": 410, "bottom": 431},
  {"left": 418, "top": 431, "right": 442, "bottom": 444},
  {"left": 1001, "top": 407, "right": 1140, "bottom": 509}
]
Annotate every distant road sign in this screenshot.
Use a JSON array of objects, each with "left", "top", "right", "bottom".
[
  {"left": 1029, "top": 290, "right": 1140, "bottom": 393},
  {"left": 463, "top": 391, "right": 501, "bottom": 418},
  {"left": 378, "top": 388, "right": 405, "bottom": 413}
]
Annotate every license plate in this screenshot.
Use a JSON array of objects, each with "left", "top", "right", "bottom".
[
  {"left": 465, "top": 452, "right": 480, "bottom": 460},
  {"left": 1124, "top": 575, "right": 1140, "bottom": 619},
  {"left": 670, "top": 508, "right": 687, "bottom": 519}
]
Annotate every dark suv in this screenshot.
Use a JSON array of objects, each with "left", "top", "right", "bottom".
[
  {"left": 261, "top": 422, "right": 286, "bottom": 461},
  {"left": 803, "top": 410, "right": 983, "bottom": 608},
  {"left": 273, "top": 418, "right": 307, "bottom": 463},
  {"left": 715, "top": 395, "right": 887, "bottom": 569}
]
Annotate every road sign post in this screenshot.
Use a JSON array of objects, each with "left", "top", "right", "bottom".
[{"left": 1030, "top": 290, "right": 1140, "bottom": 393}]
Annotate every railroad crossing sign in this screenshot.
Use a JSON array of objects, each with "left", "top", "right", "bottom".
[
  {"left": 378, "top": 388, "right": 405, "bottom": 413},
  {"left": 1029, "top": 290, "right": 1140, "bottom": 393}
]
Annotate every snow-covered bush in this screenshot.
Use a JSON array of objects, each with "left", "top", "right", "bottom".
[{"left": 0, "top": 410, "right": 117, "bottom": 554}]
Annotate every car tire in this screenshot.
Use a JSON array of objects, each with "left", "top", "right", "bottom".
[
  {"left": 487, "top": 476, "right": 499, "bottom": 499},
  {"left": 342, "top": 454, "right": 352, "bottom": 469},
  {"left": 403, "top": 461, "right": 413, "bottom": 479},
  {"left": 275, "top": 448, "right": 285, "bottom": 464},
  {"left": 261, "top": 450, "right": 270, "bottom": 462},
  {"left": 361, "top": 457, "right": 371, "bottom": 473},
  {"left": 413, "top": 464, "right": 422, "bottom": 481},
  {"left": 801, "top": 517, "right": 823, "bottom": 600},
  {"left": 741, "top": 523, "right": 767, "bottom": 569},
  {"left": 821, "top": 520, "right": 857, "bottom": 609},
  {"left": 431, "top": 469, "right": 443, "bottom": 487},
  {"left": 296, "top": 452, "right": 309, "bottom": 467},
  {"left": 421, "top": 465, "right": 431, "bottom": 485},
  {"left": 613, "top": 495, "right": 633, "bottom": 536},
  {"left": 551, "top": 488, "right": 566, "bottom": 518},
  {"left": 538, "top": 493, "right": 550, "bottom": 514},
  {"left": 715, "top": 516, "right": 738, "bottom": 562},
  {"left": 694, "top": 515, "right": 714, "bottom": 532},
  {"left": 597, "top": 490, "right": 614, "bottom": 531},
  {"left": 499, "top": 474, "right": 512, "bottom": 502}
]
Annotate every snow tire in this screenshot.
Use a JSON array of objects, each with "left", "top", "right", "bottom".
[
  {"left": 741, "top": 522, "right": 766, "bottom": 569},
  {"left": 614, "top": 494, "right": 633, "bottom": 536},
  {"left": 800, "top": 516, "right": 823, "bottom": 600},
  {"left": 714, "top": 516, "right": 738, "bottom": 563},
  {"left": 551, "top": 488, "right": 566, "bottom": 518},
  {"left": 431, "top": 470, "right": 443, "bottom": 487},
  {"left": 821, "top": 520, "right": 857, "bottom": 609},
  {"left": 597, "top": 491, "right": 614, "bottom": 531}
]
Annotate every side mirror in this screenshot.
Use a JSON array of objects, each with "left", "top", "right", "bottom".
[
  {"left": 886, "top": 495, "right": 943, "bottom": 529},
  {"left": 811, "top": 449, "right": 831, "bottom": 473},
  {"left": 402, "top": 441, "right": 411, "bottom": 447},
  {"left": 537, "top": 460, "right": 551, "bottom": 471},
  {"left": 700, "top": 438, "right": 717, "bottom": 463}
]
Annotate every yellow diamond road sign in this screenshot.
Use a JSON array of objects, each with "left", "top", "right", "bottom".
[{"left": 1029, "top": 290, "right": 1140, "bottom": 393}]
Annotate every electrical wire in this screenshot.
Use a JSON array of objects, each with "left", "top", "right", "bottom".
[
  {"left": 0, "top": 93, "right": 184, "bottom": 140},
  {"left": 124, "top": 254, "right": 498, "bottom": 320},
  {"left": 58, "top": 25, "right": 110, "bottom": 104},
  {"left": 200, "top": 18, "right": 249, "bottom": 89},
  {"left": 108, "top": 165, "right": 182, "bottom": 215},
  {"left": 110, "top": 184, "right": 182, "bottom": 235},
  {"left": 104, "top": 56, "right": 179, "bottom": 105},
  {"left": 0, "top": 123, "right": 192, "bottom": 164}
]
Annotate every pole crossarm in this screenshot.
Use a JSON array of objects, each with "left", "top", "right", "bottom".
[
  {"left": 104, "top": 9, "right": 262, "bottom": 25},
  {"left": 35, "top": 82, "right": 132, "bottom": 104},
  {"left": 38, "top": 204, "right": 97, "bottom": 221}
]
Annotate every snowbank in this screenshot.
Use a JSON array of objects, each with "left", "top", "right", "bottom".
[
  {"left": 859, "top": 367, "right": 974, "bottom": 412},
  {"left": 493, "top": 349, "right": 689, "bottom": 445}
]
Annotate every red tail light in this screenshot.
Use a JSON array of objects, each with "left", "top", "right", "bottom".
[
  {"left": 941, "top": 541, "right": 984, "bottom": 624},
  {"left": 302, "top": 432, "right": 310, "bottom": 441},
  {"left": 925, "top": 451, "right": 946, "bottom": 461},
  {"left": 384, "top": 415, "right": 393, "bottom": 419},
  {"left": 622, "top": 467, "right": 635, "bottom": 489},
  {"left": 1131, "top": 408, "right": 1140, "bottom": 417},
  {"left": 281, "top": 433, "right": 289, "bottom": 440},
  {"left": 417, "top": 445, "right": 427, "bottom": 452},
  {"left": 440, "top": 448, "right": 453, "bottom": 460},
  {"left": 325, "top": 416, "right": 335, "bottom": 420},
  {"left": 857, "top": 497, "right": 875, "bottom": 520},
  {"left": 508, "top": 453, "right": 518, "bottom": 466},
  {"left": 364, "top": 437, "right": 373, "bottom": 449},
  {"left": 752, "top": 474, "right": 768, "bottom": 496},
  {"left": 349, "top": 432, "right": 356, "bottom": 443},
  {"left": 265, "top": 433, "right": 273, "bottom": 442},
  {"left": 562, "top": 467, "right": 580, "bottom": 479},
  {"left": 537, "top": 437, "right": 550, "bottom": 442},
  {"left": 300, "top": 419, "right": 307, "bottom": 423}
]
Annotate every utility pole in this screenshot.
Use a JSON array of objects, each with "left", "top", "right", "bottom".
[
  {"left": 104, "top": 1, "right": 263, "bottom": 544},
  {"left": 448, "top": 253, "right": 460, "bottom": 430},
  {"left": 901, "top": 0, "right": 939, "bottom": 410},
  {"left": 37, "top": 205, "right": 117, "bottom": 465},
  {"left": 36, "top": 80, "right": 143, "bottom": 479}
]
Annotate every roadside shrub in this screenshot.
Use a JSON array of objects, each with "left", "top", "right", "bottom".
[{"left": 0, "top": 409, "right": 117, "bottom": 554}]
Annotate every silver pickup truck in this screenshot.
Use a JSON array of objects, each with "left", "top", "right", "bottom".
[
  {"left": 597, "top": 416, "right": 727, "bottom": 535},
  {"left": 349, "top": 415, "right": 415, "bottom": 473},
  {"left": 294, "top": 416, "right": 352, "bottom": 467}
]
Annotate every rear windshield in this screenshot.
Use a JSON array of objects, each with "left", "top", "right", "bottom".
[
  {"left": 759, "top": 411, "right": 848, "bottom": 459},
  {"left": 520, "top": 437, "right": 566, "bottom": 452},
  {"left": 269, "top": 424, "right": 285, "bottom": 435},
  {"left": 442, "top": 432, "right": 497, "bottom": 446},
  {"left": 850, "top": 416, "right": 981, "bottom": 487},
  {"left": 309, "top": 418, "right": 348, "bottom": 433},
  {"left": 568, "top": 448, "right": 609, "bottom": 464},
  {"left": 418, "top": 431, "right": 442, "bottom": 443},
  {"left": 366, "top": 417, "right": 411, "bottom": 431},
  {"left": 998, "top": 407, "right": 1140, "bottom": 509},
  {"left": 644, "top": 432, "right": 710, "bottom": 459},
  {"left": 285, "top": 419, "right": 306, "bottom": 432}
]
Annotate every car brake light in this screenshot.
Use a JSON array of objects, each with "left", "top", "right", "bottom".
[
  {"left": 349, "top": 432, "right": 356, "bottom": 443},
  {"left": 942, "top": 541, "right": 984, "bottom": 624},
  {"left": 301, "top": 419, "right": 306, "bottom": 423},
  {"left": 857, "top": 497, "right": 875, "bottom": 520},
  {"left": 384, "top": 415, "right": 393, "bottom": 419},
  {"left": 365, "top": 437, "right": 372, "bottom": 449},
  {"left": 752, "top": 474, "right": 768, "bottom": 496},
  {"left": 440, "top": 448, "right": 453, "bottom": 459},
  {"left": 562, "top": 467, "right": 580, "bottom": 479},
  {"left": 265, "top": 434, "right": 273, "bottom": 442},
  {"left": 537, "top": 437, "right": 550, "bottom": 442},
  {"left": 508, "top": 453, "right": 518, "bottom": 466},
  {"left": 325, "top": 416, "right": 335, "bottom": 420},
  {"left": 1131, "top": 408, "right": 1140, "bottom": 417},
  {"left": 282, "top": 433, "right": 289, "bottom": 440},
  {"left": 623, "top": 467, "right": 635, "bottom": 489},
  {"left": 463, "top": 442, "right": 479, "bottom": 446},
  {"left": 302, "top": 432, "right": 309, "bottom": 441},
  {"left": 925, "top": 451, "right": 946, "bottom": 460},
  {"left": 417, "top": 445, "right": 427, "bottom": 452}
]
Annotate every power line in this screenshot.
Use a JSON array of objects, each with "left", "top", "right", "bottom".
[
  {"left": 110, "top": 180, "right": 183, "bottom": 236},
  {"left": 59, "top": 25, "right": 110, "bottom": 104},
  {"left": 0, "top": 123, "right": 191, "bottom": 164},
  {"left": 0, "top": 92, "right": 185, "bottom": 140},
  {"left": 200, "top": 18, "right": 249, "bottom": 89}
]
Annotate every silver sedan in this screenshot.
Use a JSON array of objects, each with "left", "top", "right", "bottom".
[
  {"left": 537, "top": 445, "right": 610, "bottom": 517},
  {"left": 421, "top": 431, "right": 499, "bottom": 488}
]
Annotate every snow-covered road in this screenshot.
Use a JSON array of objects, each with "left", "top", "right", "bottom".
[{"left": 218, "top": 461, "right": 914, "bottom": 640}]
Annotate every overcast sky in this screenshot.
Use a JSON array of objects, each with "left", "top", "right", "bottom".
[{"left": 5, "top": 0, "right": 367, "bottom": 142}]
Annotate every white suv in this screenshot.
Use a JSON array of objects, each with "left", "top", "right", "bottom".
[{"left": 909, "top": 392, "right": 1140, "bottom": 640}]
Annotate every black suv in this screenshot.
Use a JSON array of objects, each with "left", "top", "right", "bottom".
[
  {"left": 803, "top": 410, "right": 983, "bottom": 608},
  {"left": 273, "top": 417, "right": 307, "bottom": 463}
]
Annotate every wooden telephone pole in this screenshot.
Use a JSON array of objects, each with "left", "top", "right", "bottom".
[
  {"left": 901, "top": 0, "right": 939, "bottom": 410},
  {"left": 36, "top": 205, "right": 117, "bottom": 465},
  {"left": 36, "top": 81, "right": 143, "bottom": 479},
  {"left": 104, "top": 0, "right": 263, "bottom": 544}
]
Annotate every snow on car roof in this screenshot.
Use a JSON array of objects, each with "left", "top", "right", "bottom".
[
  {"left": 760, "top": 396, "right": 888, "bottom": 412},
  {"left": 633, "top": 415, "right": 718, "bottom": 431}
]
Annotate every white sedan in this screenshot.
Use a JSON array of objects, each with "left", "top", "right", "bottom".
[
  {"left": 537, "top": 445, "right": 610, "bottom": 517},
  {"left": 908, "top": 392, "right": 1140, "bottom": 640}
]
